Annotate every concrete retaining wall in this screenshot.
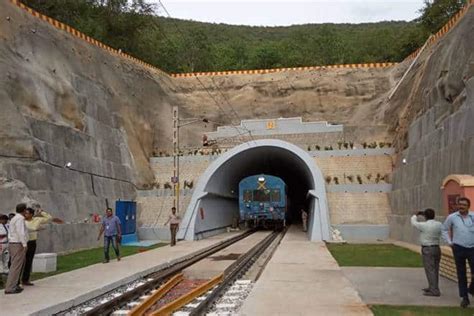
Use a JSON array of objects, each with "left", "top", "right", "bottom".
[
  {"left": 328, "top": 192, "right": 390, "bottom": 225},
  {"left": 334, "top": 224, "right": 390, "bottom": 241},
  {"left": 142, "top": 150, "right": 393, "bottom": 228}
]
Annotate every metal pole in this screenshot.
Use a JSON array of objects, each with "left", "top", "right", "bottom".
[{"left": 173, "top": 106, "right": 180, "bottom": 214}]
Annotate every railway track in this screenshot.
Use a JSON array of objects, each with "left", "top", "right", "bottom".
[
  {"left": 56, "top": 230, "right": 256, "bottom": 316},
  {"left": 57, "top": 228, "right": 283, "bottom": 316},
  {"left": 121, "top": 230, "right": 283, "bottom": 316}
]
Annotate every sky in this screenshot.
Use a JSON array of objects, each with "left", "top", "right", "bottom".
[{"left": 158, "top": 0, "right": 427, "bottom": 26}]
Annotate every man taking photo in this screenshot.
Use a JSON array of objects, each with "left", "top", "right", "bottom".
[{"left": 410, "top": 209, "right": 442, "bottom": 297}]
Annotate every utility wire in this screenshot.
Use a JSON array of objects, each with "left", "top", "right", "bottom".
[
  {"left": 146, "top": 23, "right": 250, "bottom": 145},
  {"left": 156, "top": 0, "right": 256, "bottom": 145},
  {"left": 209, "top": 76, "right": 257, "bottom": 145},
  {"left": 144, "top": 18, "right": 246, "bottom": 144},
  {"left": 153, "top": 21, "right": 250, "bottom": 145}
]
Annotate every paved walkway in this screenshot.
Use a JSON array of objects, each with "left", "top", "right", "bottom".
[
  {"left": 343, "top": 267, "right": 460, "bottom": 306},
  {"left": 239, "top": 226, "right": 372, "bottom": 316},
  {"left": 0, "top": 231, "right": 242, "bottom": 316}
]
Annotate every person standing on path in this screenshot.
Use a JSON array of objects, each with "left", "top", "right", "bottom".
[
  {"left": 301, "top": 209, "right": 308, "bottom": 232},
  {"left": 410, "top": 208, "right": 442, "bottom": 297},
  {"left": 21, "top": 206, "right": 52, "bottom": 286},
  {"left": 165, "top": 207, "right": 180, "bottom": 246},
  {"left": 442, "top": 197, "right": 474, "bottom": 308},
  {"left": 0, "top": 214, "right": 9, "bottom": 287},
  {"left": 4, "top": 204, "right": 28, "bottom": 294},
  {"left": 97, "top": 208, "right": 122, "bottom": 263}
]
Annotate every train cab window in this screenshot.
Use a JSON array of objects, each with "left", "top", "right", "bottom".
[
  {"left": 253, "top": 189, "right": 271, "bottom": 202},
  {"left": 243, "top": 190, "right": 252, "bottom": 202},
  {"left": 270, "top": 189, "right": 281, "bottom": 202}
]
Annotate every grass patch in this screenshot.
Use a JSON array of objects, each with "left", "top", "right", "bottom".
[
  {"left": 30, "top": 243, "right": 167, "bottom": 281},
  {"left": 370, "top": 305, "right": 472, "bottom": 316},
  {"left": 326, "top": 243, "right": 422, "bottom": 267},
  {"left": 1, "top": 243, "right": 167, "bottom": 289}
]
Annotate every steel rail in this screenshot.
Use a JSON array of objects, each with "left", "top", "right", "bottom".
[
  {"left": 78, "top": 229, "right": 255, "bottom": 316},
  {"left": 189, "top": 229, "right": 284, "bottom": 316},
  {"left": 128, "top": 273, "right": 183, "bottom": 316},
  {"left": 151, "top": 273, "right": 224, "bottom": 316}
]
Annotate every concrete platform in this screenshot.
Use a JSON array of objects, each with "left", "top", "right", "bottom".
[
  {"left": 239, "top": 226, "right": 372, "bottom": 316},
  {"left": 342, "top": 267, "right": 460, "bottom": 306},
  {"left": 0, "top": 231, "right": 243, "bottom": 316}
]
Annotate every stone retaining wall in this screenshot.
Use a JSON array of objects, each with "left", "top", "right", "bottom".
[{"left": 140, "top": 150, "right": 393, "bottom": 232}]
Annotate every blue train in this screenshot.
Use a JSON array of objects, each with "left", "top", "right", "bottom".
[{"left": 239, "top": 174, "right": 287, "bottom": 229}]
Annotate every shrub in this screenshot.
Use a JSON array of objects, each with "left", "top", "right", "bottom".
[{"left": 368, "top": 142, "right": 378, "bottom": 149}]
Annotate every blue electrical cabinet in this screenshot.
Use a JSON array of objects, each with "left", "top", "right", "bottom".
[{"left": 115, "top": 200, "right": 137, "bottom": 235}]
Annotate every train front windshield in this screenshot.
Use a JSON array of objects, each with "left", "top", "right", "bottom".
[
  {"left": 246, "top": 189, "right": 281, "bottom": 203},
  {"left": 253, "top": 190, "right": 270, "bottom": 202}
]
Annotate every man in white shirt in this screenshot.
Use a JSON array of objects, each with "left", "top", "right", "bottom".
[
  {"left": 411, "top": 208, "right": 443, "bottom": 297},
  {"left": 4, "top": 204, "right": 28, "bottom": 294},
  {"left": 0, "top": 214, "right": 9, "bottom": 287},
  {"left": 164, "top": 207, "right": 180, "bottom": 246}
]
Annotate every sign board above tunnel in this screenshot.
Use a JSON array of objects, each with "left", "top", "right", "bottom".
[{"left": 206, "top": 117, "right": 343, "bottom": 139}]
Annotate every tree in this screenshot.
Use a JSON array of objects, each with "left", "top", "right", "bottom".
[
  {"left": 251, "top": 43, "right": 283, "bottom": 69},
  {"left": 418, "top": 0, "right": 467, "bottom": 34}
]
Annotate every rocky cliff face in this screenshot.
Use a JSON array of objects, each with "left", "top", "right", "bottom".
[
  {"left": 1, "top": 0, "right": 471, "bottom": 251},
  {"left": 386, "top": 7, "right": 474, "bottom": 243},
  {"left": 0, "top": 0, "right": 401, "bottom": 222},
  {"left": 170, "top": 66, "right": 403, "bottom": 148},
  {"left": 0, "top": 1, "right": 179, "bottom": 250}
]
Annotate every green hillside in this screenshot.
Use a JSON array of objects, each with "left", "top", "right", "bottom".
[{"left": 21, "top": 0, "right": 467, "bottom": 73}]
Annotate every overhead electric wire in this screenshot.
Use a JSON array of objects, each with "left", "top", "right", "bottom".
[
  {"left": 147, "top": 19, "right": 250, "bottom": 145},
  {"left": 156, "top": 0, "right": 257, "bottom": 146}
]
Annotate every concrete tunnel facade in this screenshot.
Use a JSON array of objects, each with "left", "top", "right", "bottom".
[{"left": 177, "top": 139, "right": 331, "bottom": 241}]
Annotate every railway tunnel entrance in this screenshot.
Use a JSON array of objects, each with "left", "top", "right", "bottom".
[{"left": 177, "top": 139, "right": 331, "bottom": 242}]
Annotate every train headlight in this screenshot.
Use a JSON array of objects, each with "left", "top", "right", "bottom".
[{"left": 258, "top": 177, "right": 265, "bottom": 182}]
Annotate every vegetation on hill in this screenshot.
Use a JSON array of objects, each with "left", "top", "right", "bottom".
[{"left": 21, "top": 0, "right": 468, "bottom": 73}]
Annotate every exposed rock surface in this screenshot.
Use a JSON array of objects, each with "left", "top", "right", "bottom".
[
  {"left": 0, "top": 1, "right": 177, "bottom": 251},
  {"left": 387, "top": 7, "right": 474, "bottom": 243},
  {"left": 0, "top": 0, "right": 472, "bottom": 250}
]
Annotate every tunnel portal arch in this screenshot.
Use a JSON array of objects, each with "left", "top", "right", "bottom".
[{"left": 177, "top": 139, "right": 331, "bottom": 241}]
